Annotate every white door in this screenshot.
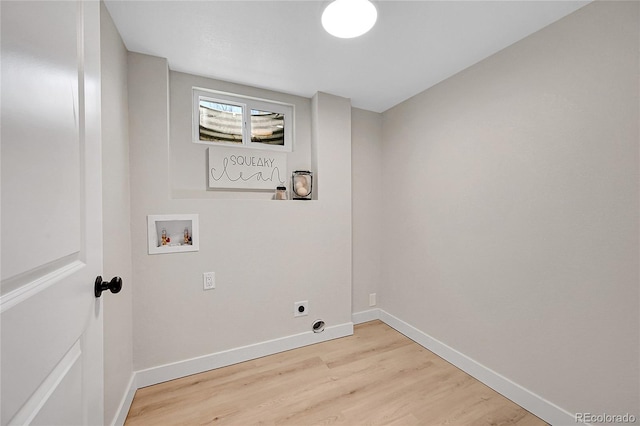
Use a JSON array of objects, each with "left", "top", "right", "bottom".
[{"left": 1, "top": 1, "right": 104, "bottom": 425}]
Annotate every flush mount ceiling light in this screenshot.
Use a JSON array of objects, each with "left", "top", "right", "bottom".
[{"left": 321, "top": 0, "right": 378, "bottom": 39}]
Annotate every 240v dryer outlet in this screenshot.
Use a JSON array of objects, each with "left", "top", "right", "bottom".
[{"left": 294, "top": 301, "right": 308, "bottom": 317}]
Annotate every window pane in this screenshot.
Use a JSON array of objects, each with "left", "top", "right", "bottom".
[
  {"left": 250, "top": 109, "right": 285, "bottom": 146},
  {"left": 199, "top": 100, "right": 243, "bottom": 144}
]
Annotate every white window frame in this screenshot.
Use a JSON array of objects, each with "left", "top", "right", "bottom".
[{"left": 192, "top": 87, "right": 293, "bottom": 152}]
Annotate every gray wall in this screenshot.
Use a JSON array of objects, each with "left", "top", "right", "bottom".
[
  {"left": 127, "top": 53, "right": 353, "bottom": 371},
  {"left": 351, "top": 108, "right": 383, "bottom": 314},
  {"left": 100, "top": 4, "right": 134, "bottom": 425},
  {"left": 380, "top": 0, "right": 638, "bottom": 417}
]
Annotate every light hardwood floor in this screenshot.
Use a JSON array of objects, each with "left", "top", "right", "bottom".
[{"left": 125, "top": 321, "right": 547, "bottom": 425}]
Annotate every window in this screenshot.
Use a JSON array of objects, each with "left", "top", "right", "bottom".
[{"left": 193, "top": 88, "right": 293, "bottom": 152}]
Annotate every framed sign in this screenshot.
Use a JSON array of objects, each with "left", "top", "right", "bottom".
[{"left": 207, "top": 147, "right": 287, "bottom": 190}]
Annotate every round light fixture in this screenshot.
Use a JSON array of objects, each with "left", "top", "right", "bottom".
[{"left": 321, "top": 0, "right": 378, "bottom": 39}]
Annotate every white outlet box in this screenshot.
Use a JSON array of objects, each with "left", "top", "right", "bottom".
[
  {"left": 203, "top": 272, "right": 215, "bottom": 290},
  {"left": 294, "top": 301, "right": 308, "bottom": 317},
  {"left": 369, "top": 293, "right": 377, "bottom": 306}
]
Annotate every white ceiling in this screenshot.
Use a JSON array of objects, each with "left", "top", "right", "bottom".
[{"left": 104, "top": 0, "right": 589, "bottom": 113}]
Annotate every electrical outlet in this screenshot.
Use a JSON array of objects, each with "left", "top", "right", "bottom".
[
  {"left": 369, "top": 293, "right": 377, "bottom": 307},
  {"left": 203, "top": 272, "right": 215, "bottom": 290},
  {"left": 294, "top": 300, "right": 308, "bottom": 317}
]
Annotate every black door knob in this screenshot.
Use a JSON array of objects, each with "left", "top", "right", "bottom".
[{"left": 94, "top": 276, "right": 123, "bottom": 298}]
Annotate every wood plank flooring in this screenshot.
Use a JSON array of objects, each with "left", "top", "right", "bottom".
[{"left": 125, "top": 321, "right": 547, "bottom": 425}]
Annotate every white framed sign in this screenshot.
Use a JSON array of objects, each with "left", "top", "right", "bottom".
[{"left": 207, "top": 147, "right": 287, "bottom": 190}]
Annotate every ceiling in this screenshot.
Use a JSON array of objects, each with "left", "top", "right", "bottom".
[{"left": 104, "top": 0, "right": 589, "bottom": 113}]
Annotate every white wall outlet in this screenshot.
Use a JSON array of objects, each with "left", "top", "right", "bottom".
[
  {"left": 203, "top": 272, "right": 215, "bottom": 290},
  {"left": 369, "top": 293, "right": 377, "bottom": 307},
  {"left": 294, "top": 301, "right": 308, "bottom": 317}
]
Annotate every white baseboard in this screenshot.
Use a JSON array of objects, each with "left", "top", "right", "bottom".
[
  {"left": 135, "top": 322, "right": 354, "bottom": 389},
  {"left": 377, "top": 310, "right": 577, "bottom": 426},
  {"left": 352, "top": 308, "right": 381, "bottom": 324},
  {"left": 111, "top": 373, "right": 137, "bottom": 426}
]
